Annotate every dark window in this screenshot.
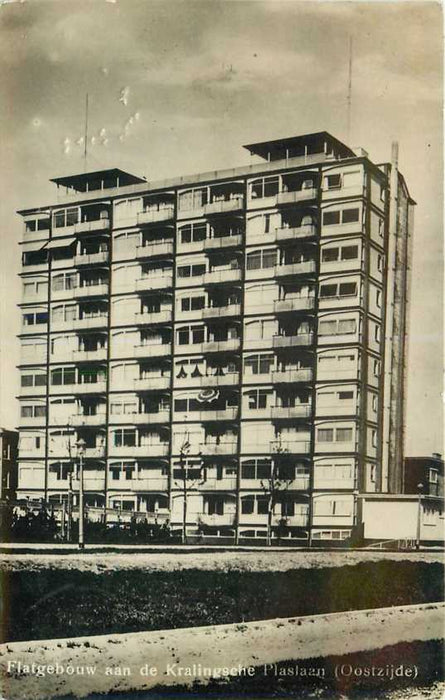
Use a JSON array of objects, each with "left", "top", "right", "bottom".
[
  {"left": 241, "top": 497, "right": 254, "bottom": 514},
  {"left": 21, "top": 375, "right": 33, "bottom": 387},
  {"left": 323, "top": 211, "right": 340, "bottom": 226},
  {"left": 322, "top": 248, "right": 339, "bottom": 262},
  {"left": 35, "top": 374, "right": 47, "bottom": 386},
  {"left": 257, "top": 497, "right": 269, "bottom": 515},
  {"left": 191, "top": 296, "right": 205, "bottom": 310},
  {"left": 320, "top": 284, "right": 337, "bottom": 298},
  {"left": 339, "top": 282, "right": 357, "bottom": 296},
  {"left": 241, "top": 463, "right": 255, "bottom": 479},
  {"left": 174, "top": 399, "right": 188, "bottom": 412},
  {"left": 35, "top": 406, "right": 46, "bottom": 417},
  {"left": 342, "top": 208, "right": 359, "bottom": 224},
  {"left": 257, "top": 461, "right": 271, "bottom": 479},
  {"left": 326, "top": 174, "right": 342, "bottom": 189},
  {"left": 178, "top": 266, "right": 191, "bottom": 278},
  {"left": 341, "top": 245, "right": 358, "bottom": 260}
]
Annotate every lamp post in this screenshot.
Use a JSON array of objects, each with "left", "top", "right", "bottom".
[
  {"left": 76, "top": 438, "right": 86, "bottom": 550},
  {"left": 416, "top": 482, "right": 423, "bottom": 550}
]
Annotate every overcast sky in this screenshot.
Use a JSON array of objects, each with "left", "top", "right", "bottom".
[{"left": 0, "top": 0, "right": 442, "bottom": 455}]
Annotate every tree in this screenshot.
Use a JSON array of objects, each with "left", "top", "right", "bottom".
[
  {"left": 260, "top": 443, "right": 293, "bottom": 546},
  {"left": 173, "top": 432, "right": 204, "bottom": 544}
]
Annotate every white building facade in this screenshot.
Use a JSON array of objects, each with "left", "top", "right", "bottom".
[{"left": 16, "top": 132, "right": 415, "bottom": 544}]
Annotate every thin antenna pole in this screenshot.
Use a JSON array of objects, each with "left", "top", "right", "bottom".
[
  {"left": 347, "top": 36, "right": 353, "bottom": 143},
  {"left": 84, "top": 93, "right": 89, "bottom": 171}
]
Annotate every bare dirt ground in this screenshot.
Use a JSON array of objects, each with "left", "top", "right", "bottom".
[{"left": 0, "top": 549, "right": 442, "bottom": 573}]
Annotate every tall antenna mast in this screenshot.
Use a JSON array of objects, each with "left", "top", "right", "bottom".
[
  {"left": 347, "top": 36, "right": 353, "bottom": 143},
  {"left": 83, "top": 93, "right": 89, "bottom": 171}
]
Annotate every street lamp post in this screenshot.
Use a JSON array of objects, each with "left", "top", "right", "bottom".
[
  {"left": 76, "top": 438, "right": 86, "bottom": 550},
  {"left": 416, "top": 482, "right": 424, "bottom": 550}
]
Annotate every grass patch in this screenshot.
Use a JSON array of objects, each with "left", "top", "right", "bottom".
[{"left": 1, "top": 561, "right": 443, "bottom": 643}]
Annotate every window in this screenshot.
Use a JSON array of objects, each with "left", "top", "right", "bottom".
[
  {"left": 113, "top": 429, "right": 136, "bottom": 447},
  {"left": 241, "top": 496, "right": 254, "bottom": 514},
  {"left": 325, "top": 174, "right": 342, "bottom": 190},
  {"left": 244, "top": 354, "right": 274, "bottom": 375},
  {"left": 372, "top": 395, "right": 378, "bottom": 412},
  {"left": 339, "top": 282, "right": 357, "bottom": 296},
  {"left": 23, "top": 311, "right": 48, "bottom": 326},
  {"left": 337, "top": 428, "right": 353, "bottom": 442},
  {"left": 257, "top": 497, "right": 269, "bottom": 515},
  {"left": 376, "top": 290, "right": 382, "bottom": 308},
  {"left": 341, "top": 245, "right": 358, "bottom": 260},
  {"left": 318, "top": 428, "right": 334, "bottom": 443},
  {"left": 323, "top": 210, "right": 340, "bottom": 226},
  {"left": 342, "top": 208, "right": 360, "bottom": 223},
  {"left": 20, "top": 405, "right": 46, "bottom": 418},
  {"left": 51, "top": 368, "right": 76, "bottom": 386},
  {"left": 429, "top": 469, "right": 438, "bottom": 484},
  {"left": 319, "top": 317, "right": 357, "bottom": 336},
  {"left": 320, "top": 284, "right": 337, "bottom": 298},
  {"left": 178, "top": 263, "right": 206, "bottom": 278},
  {"left": 21, "top": 373, "right": 47, "bottom": 388},
  {"left": 375, "top": 325, "right": 381, "bottom": 343},
  {"left": 377, "top": 255, "right": 383, "bottom": 272},
  {"left": 338, "top": 391, "right": 354, "bottom": 401},
  {"left": 247, "top": 389, "right": 270, "bottom": 410},
  {"left": 250, "top": 176, "right": 279, "bottom": 199},
  {"left": 322, "top": 248, "right": 339, "bottom": 262},
  {"left": 178, "top": 188, "right": 208, "bottom": 211},
  {"left": 207, "top": 496, "right": 224, "bottom": 515},
  {"left": 371, "top": 430, "right": 377, "bottom": 448},
  {"left": 247, "top": 249, "right": 277, "bottom": 271},
  {"left": 338, "top": 319, "right": 356, "bottom": 334},
  {"left": 373, "top": 360, "right": 380, "bottom": 377},
  {"left": 241, "top": 459, "right": 271, "bottom": 480},
  {"left": 180, "top": 223, "right": 207, "bottom": 244},
  {"left": 181, "top": 296, "right": 205, "bottom": 312}
]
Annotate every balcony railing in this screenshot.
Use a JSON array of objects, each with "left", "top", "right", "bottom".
[
  {"left": 71, "top": 316, "right": 108, "bottom": 331},
  {"left": 74, "top": 218, "right": 110, "bottom": 234},
  {"left": 130, "top": 477, "right": 169, "bottom": 491},
  {"left": 203, "top": 234, "right": 243, "bottom": 251},
  {"left": 271, "top": 405, "right": 312, "bottom": 419},
  {"left": 274, "top": 224, "right": 317, "bottom": 242},
  {"left": 137, "top": 206, "right": 174, "bottom": 225},
  {"left": 134, "top": 376, "right": 171, "bottom": 391},
  {"left": 72, "top": 348, "right": 107, "bottom": 362},
  {"left": 133, "top": 344, "right": 171, "bottom": 358},
  {"left": 203, "top": 269, "right": 242, "bottom": 285},
  {"left": 273, "top": 333, "right": 314, "bottom": 349},
  {"left": 202, "top": 338, "right": 240, "bottom": 353},
  {"left": 200, "top": 477, "right": 238, "bottom": 491},
  {"left": 200, "top": 442, "right": 237, "bottom": 456},
  {"left": 73, "top": 283, "right": 109, "bottom": 299},
  {"left": 203, "top": 197, "right": 243, "bottom": 215},
  {"left": 134, "top": 309, "right": 172, "bottom": 325},
  {"left": 49, "top": 381, "right": 107, "bottom": 395},
  {"left": 270, "top": 439, "right": 311, "bottom": 454},
  {"left": 136, "top": 241, "right": 174, "bottom": 259},
  {"left": 21, "top": 323, "right": 48, "bottom": 335},
  {"left": 135, "top": 275, "right": 172, "bottom": 291},
  {"left": 82, "top": 446, "right": 106, "bottom": 459},
  {"left": 274, "top": 297, "right": 315, "bottom": 313},
  {"left": 70, "top": 414, "right": 106, "bottom": 426},
  {"left": 202, "top": 304, "right": 241, "bottom": 319},
  {"left": 73, "top": 251, "right": 109, "bottom": 266},
  {"left": 175, "top": 372, "right": 239, "bottom": 388},
  {"left": 276, "top": 188, "right": 317, "bottom": 205},
  {"left": 110, "top": 410, "right": 170, "bottom": 425},
  {"left": 177, "top": 407, "right": 238, "bottom": 422},
  {"left": 198, "top": 512, "right": 236, "bottom": 527},
  {"left": 109, "top": 444, "right": 169, "bottom": 457},
  {"left": 274, "top": 260, "right": 316, "bottom": 278},
  {"left": 272, "top": 368, "right": 313, "bottom": 383}
]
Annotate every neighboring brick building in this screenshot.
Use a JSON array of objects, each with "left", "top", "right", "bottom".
[
  {"left": 404, "top": 454, "right": 444, "bottom": 498},
  {"left": 0, "top": 428, "right": 19, "bottom": 501}
]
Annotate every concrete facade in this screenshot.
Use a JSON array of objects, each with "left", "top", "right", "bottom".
[
  {"left": 16, "top": 131, "right": 415, "bottom": 543},
  {"left": 0, "top": 428, "right": 19, "bottom": 501}
]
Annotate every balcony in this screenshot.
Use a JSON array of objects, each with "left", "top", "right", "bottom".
[
  {"left": 109, "top": 444, "right": 169, "bottom": 457},
  {"left": 179, "top": 407, "right": 238, "bottom": 422},
  {"left": 202, "top": 304, "right": 241, "bottom": 319},
  {"left": 175, "top": 372, "right": 239, "bottom": 388},
  {"left": 74, "top": 218, "right": 110, "bottom": 235},
  {"left": 135, "top": 275, "right": 172, "bottom": 292},
  {"left": 203, "top": 197, "right": 243, "bottom": 216},
  {"left": 73, "top": 252, "right": 109, "bottom": 267},
  {"left": 274, "top": 297, "right": 315, "bottom": 314},
  {"left": 270, "top": 439, "right": 311, "bottom": 454},
  {"left": 131, "top": 476, "right": 169, "bottom": 491},
  {"left": 19, "top": 383, "right": 47, "bottom": 397},
  {"left": 18, "top": 416, "right": 46, "bottom": 427},
  {"left": 198, "top": 512, "right": 236, "bottom": 527},
  {"left": 276, "top": 188, "right": 317, "bottom": 205},
  {"left": 70, "top": 414, "right": 106, "bottom": 427},
  {"left": 137, "top": 206, "right": 174, "bottom": 225},
  {"left": 200, "top": 442, "right": 237, "bottom": 456},
  {"left": 274, "top": 261, "right": 316, "bottom": 278},
  {"left": 134, "top": 376, "right": 171, "bottom": 391},
  {"left": 136, "top": 241, "right": 174, "bottom": 259},
  {"left": 272, "top": 512, "right": 309, "bottom": 527},
  {"left": 72, "top": 348, "right": 107, "bottom": 362},
  {"left": 203, "top": 269, "right": 242, "bottom": 285},
  {"left": 271, "top": 405, "right": 312, "bottom": 420},
  {"left": 273, "top": 334, "right": 314, "bottom": 349},
  {"left": 203, "top": 234, "right": 242, "bottom": 251},
  {"left": 133, "top": 344, "right": 171, "bottom": 358},
  {"left": 202, "top": 338, "right": 240, "bottom": 354},
  {"left": 200, "top": 477, "right": 238, "bottom": 491},
  {"left": 111, "top": 410, "right": 170, "bottom": 425},
  {"left": 50, "top": 381, "right": 107, "bottom": 395},
  {"left": 73, "top": 283, "right": 109, "bottom": 299},
  {"left": 83, "top": 446, "right": 106, "bottom": 459},
  {"left": 272, "top": 368, "right": 313, "bottom": 383},
  {"left": 134, "top": 309, "right": 172, "bottom": 325},
  {"left": 274, "top": 224, "right": 317, "bottom": 242},
  {"left": 71, "top": 316, "right": 108, "bottom": 331},
  {"left": 21, "top": 323, "right": 48, "bottom": 336}
]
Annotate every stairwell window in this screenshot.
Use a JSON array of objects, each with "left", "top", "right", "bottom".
[{"left": 325, "top": 174, "right": 342, "bottom": 190}]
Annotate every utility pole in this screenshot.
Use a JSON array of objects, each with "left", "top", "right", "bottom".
[
  {"left": 416, "top": 482, "right": 423, "bottom": 550},
  {"left": 77, "top": 438, "right": 86, "bottom": 549}
]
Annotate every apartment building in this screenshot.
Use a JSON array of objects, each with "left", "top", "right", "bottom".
[
  {"left": 16, "top": 131, "right": 415, "bottom": 544},
  {"left": 0, "top": 428, "right": 19, "bottom": 501}
]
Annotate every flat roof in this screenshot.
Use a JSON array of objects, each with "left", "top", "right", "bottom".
[
  {"left": 50, "top": 168, "right": 146, "bottom": 192},
  {"left": 243, "top": 131, "right": 355, "bottom": 160}
]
